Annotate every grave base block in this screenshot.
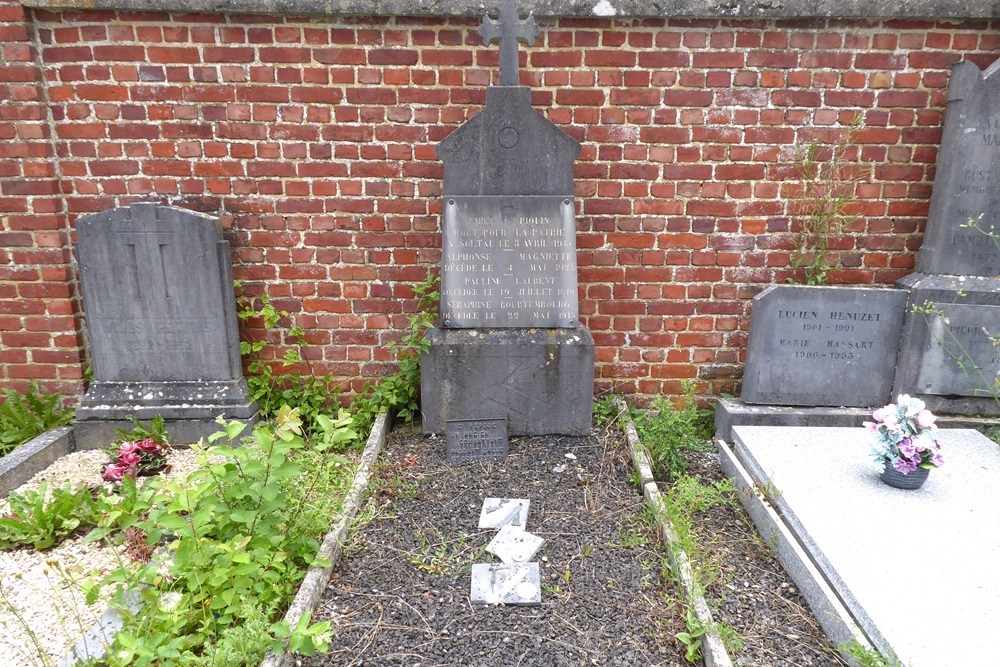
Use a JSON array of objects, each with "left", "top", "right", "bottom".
[
  {"left": 75, "top": 379, "right": 258, "bottom": 447},
  {"left": 420, "top": 327, "right": 594, "bottom": 436}
]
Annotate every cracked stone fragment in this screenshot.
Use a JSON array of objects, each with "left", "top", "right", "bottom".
[
  {"left": 478, "top": 498, "right": 529, "bottom": 529},
  {"left": 486, "top": 524, "right": 545, "bottom": 564},
  {"left": 470, "top": 563, "right": 541, "bottom": 606}
]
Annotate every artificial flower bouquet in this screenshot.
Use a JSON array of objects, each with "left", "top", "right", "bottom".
[
  {"left": 865, "top": 394, "right": 943, "bottom": 474},
  {"left": 102, "top": 438, "right": 168, "bottom": 482}
]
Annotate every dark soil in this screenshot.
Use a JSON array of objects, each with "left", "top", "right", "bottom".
[{"left": 303, "top": 420, "right": 845, "bottom": 667}]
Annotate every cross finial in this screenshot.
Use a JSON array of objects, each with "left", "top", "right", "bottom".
[{"left": 478, "top": 0, "right": 539, "bottom": 86}]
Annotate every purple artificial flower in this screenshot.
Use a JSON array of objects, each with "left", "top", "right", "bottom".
[
  {"left": 898, "top": 437, "right": 917, "bottom": 458},
  {"left": 892, "top": 456, "right": 919, "bottom": 474}
]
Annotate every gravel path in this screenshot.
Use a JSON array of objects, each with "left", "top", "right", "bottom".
[
  {"left": 0, "top": 447, "right": 200, "bottom": 666},
  {"left": 306, "top": 422, "right": 683, "bottom": 666}
]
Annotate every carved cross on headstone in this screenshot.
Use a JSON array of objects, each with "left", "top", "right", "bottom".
[{"left": 478, "top": 0, "right": 539, "bottom": 86}]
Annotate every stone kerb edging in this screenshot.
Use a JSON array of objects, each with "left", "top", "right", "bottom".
[
  {"left": 616, "top": 398, "right": 732, "bottom": 667},
  {"left": 715, "top": 436, "right": 874, "bottom": 667},
  {"left": 259, "top": 411, "right": 390, "bottom": 667},
  {"left": 0, "top": 426, "right": 76, "bottom": 497}
]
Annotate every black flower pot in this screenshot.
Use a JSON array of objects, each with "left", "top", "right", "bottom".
[{"left": 879, "top": 465, "right": 929, "bottom": 490}]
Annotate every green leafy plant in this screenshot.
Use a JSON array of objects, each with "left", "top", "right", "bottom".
[
  {"left": 82, "top": 407, "right": 352, "bottom": 666},
  {"left": 788, "top": 114, "right": 869, "bottom": 285},
  {"left": 236, "top": 286, "right": 341, "bottom": 438},
  {"left": 113, "top": 415, "right": 168, "bottom": 448},
  {"left": 350, "top": 272, "right": 439, "bottom": 434},
  {"left": 0, "top": 383, "right": 75, "bottom": 457},
  {"left": 632, "top": 382, "right": 713, "bottom": 482},
  {"left": 840, "top": 638, "right": 903, "bottom": 667},
  {"left": 0, "top": 483, "right": 100, "bottom": 550},
  {"left": 592, "top": 393, "right": 620, "bottom": 427},
  {"left": 675, "top": 607, "right": 706, "bottom": 663}
]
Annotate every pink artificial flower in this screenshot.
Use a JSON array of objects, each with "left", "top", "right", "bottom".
[
  {"left": 882, "top": 412, "right": 902, "bottom": 433},
  {"left": 118, "top": 451, "right": 142, "bottom": 467},
  {"left": 118, "top": 441, "right": 139, "bottom": 457},
  {"left": 916, "top": 410, "right": 937, "bottom": 429},
  {"left": 863, "top": 421, "right": 879, "bottom": 434},
  {"left": 872, "top": 407, "right": 889, "bottom": 423},
  {"left": 135, "top": 439, "right": 162, "bottom": 454},
  {"left": 899, "top": 394, "right": 925, "bottom": 417},
  {"left": 103, "top": 462, "right": 128, "bottom": 482}
]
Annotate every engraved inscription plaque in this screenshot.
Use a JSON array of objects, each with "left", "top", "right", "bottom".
[
  {"left": 441, "top": 196, "right": 578, "bottom": 328},
  {"left": 917, "top": 59, "right": 1000, "bottom": 276},
  {"left": 741, "top": 285, "right": 907, "bottom": 407},
  {"left": 446, "top": 418, "right": 508, "bottom": 462},
  {"left": 915, "top": 303, "right": 1000, "bottom": 396}
]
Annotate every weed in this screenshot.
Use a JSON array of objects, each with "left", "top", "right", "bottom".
[
  {"left": 839, "top": 638, "right": 903, "bottom": 667},
  {"left": 0, "top": 483, "right": 100, "bottom": 551},
  {"left": 987, "top": 426, "right": 1000, "bottom": 445},
  {"left": 236, "top": 286, "right": 341, "bottom": 438},
  {"left": 612, "top": 510, "right": 653, "bottom": 549},
  {"left": 592, "top": 393, "right": 620, "bottom": 427},
  {"left": 0, "top": 383, "right": 74, "bottom": 457},
  {"left": 787, "top": 114, "right": 869, "bottom": 285},
  {"left": 410, "top": 526, "right": 479, "bottom": 575},
  {"left": 350, "top": 272, "right": 439, "bottom": 435},
  {"left": 675, "top": 607, "right": 706, "bottom": 663},
  {"left": 632, "top": 382, "right": 713, "bottom": 482}
]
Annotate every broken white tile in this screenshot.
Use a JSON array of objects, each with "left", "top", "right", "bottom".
[
  {"left": 486, "top": 524, "right": 545, "bottom": 564},
  {"left": 478, "top": 498, "right": 529, "bottom": 529},
  {"left": 470, "top": 563, "right": 541, "bottom": 606}
]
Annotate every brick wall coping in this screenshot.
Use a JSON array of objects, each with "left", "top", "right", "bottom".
[{"left": 18, "top": 0, "right": 1000, "bottom": 20}]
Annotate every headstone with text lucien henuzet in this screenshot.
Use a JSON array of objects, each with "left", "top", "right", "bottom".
[
  {"left": 893, "top": 58, "right": 1000, "bottom": 416},
  {"left": 74, "top": 203, "right": 257, "bottom": 446},
  {"left": 421, "top": 0, "right": 594, "bottom": 437},
  {"left": 740, "top": 286, "right": 907, "bottom": 407}
]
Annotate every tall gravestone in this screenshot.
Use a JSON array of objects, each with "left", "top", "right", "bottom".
[
  {"left": 894, "top": 58, "right": 1000, "bottom": 416},
  {"left": 75, "top": 203, "right": 258, "bottom": 446},
  {"left": 421, "top": 1, "right": 595, "bottom": 436}
]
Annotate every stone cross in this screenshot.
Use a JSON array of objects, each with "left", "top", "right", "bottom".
[{"left": 478, "top": 0, "right": 539, "bottom": 86}]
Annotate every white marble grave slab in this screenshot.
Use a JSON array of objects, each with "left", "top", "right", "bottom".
[
  {"left": 732, "top": 426, "right": 1000, "bottom": 667},
  {"left": 470, "top": 562, "right": 541, "bottom": 606},
  {"left": 486, "top": 524, "right": 545, "bottom": 564},
  {"left": 478, "top": 498, "right": 529, "bottom": 529}
]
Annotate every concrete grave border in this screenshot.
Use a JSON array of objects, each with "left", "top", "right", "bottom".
[
  {"left": 715, "top": 437, "right": 873, "bottom": 666},
  {"left": 617, "top": 398, "right": 733, "bottom": 667}
]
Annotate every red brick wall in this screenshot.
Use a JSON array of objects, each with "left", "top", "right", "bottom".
[
  {"left": 0, "top": 0, "right": 81, "bottom": 398},
  {"left": 2, "top": 7, "right": 998, "bottom": 401}
]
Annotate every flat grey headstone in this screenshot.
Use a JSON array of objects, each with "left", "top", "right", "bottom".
[
  {"left": 732, "top": 425, "right": 1000, "bottom": 667},
  {"left": 446, "top": 418, "right": 508, "bottom": 462},
  {"left": 470, "top": 562, "right": 541, "bottom": 606},
  {"left": 916, "top": 58, "right": 1000, "bottom": 277},
  {"left": 486, "top": 524, "right": 545, "bottom": 564},
  {"left": 74, "top": 203, "right": 256, "bottom": 443},
  {"left": 478, "top": 498, "right": 529, "bottom": 530},
  {"left": 440, "top": 195, "right": 579, "bottom": 328},
  {"left": 740, "top": 285, "right": 907, "bottom": 407}
]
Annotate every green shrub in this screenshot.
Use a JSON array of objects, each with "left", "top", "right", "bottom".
[
  {"left": 0, "top": 383, "right": 75, "bottom": 457},
  {"left": 82, "top": 407, "right": 355, "bottom": 666}
]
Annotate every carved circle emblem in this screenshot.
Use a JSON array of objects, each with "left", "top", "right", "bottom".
[{"left": 498, "top": 126, "right": 519, "bottom": 149}]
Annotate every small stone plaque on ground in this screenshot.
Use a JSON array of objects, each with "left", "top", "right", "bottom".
[
  {"left": 916, "top": 59, "right": 1000, "bottom": 277},
  {"left": 470, "top": 562, "right": 541, "bottom": 606},
  {"left": 741, "top": 285, "right": 907, "bottom": 407},
  {"left": 478, "top": 498, "right": 529, "bottom": 529},
  {"left": 486, "top": 525, "right": 545, "bottom": 564},
  {"left": 446, "top": 418, "right": 508, "bottom": 462}
]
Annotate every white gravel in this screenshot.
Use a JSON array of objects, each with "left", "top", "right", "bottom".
[{"left": 0, "top": 447, "right": 202, "bottom": 666}]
